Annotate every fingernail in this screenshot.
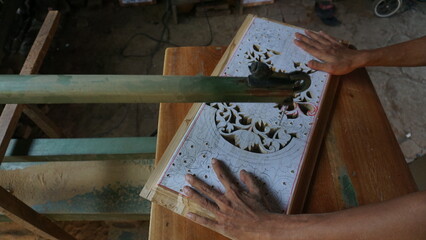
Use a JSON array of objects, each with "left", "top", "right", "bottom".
[
  {"left": 183, "top": 186, "right": 190, "bottom": 195},
  {"left": 185, "top": 174, "right": 192, "bottom": 182},
  {"left": 186, "top": 213, "right": 194, "bottom": 219},
  {"left": 211, "top": 158, "right": 217, "bottom": 164}
]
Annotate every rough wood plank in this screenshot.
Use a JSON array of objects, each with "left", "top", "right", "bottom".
[
  {"left": 304, "top": 68, "right": 417, "bottom": 213},
  {"left": 20, "top": 10, "right": 63, "bottom": 138},
  {"left": 0, "top": 186, "right": 75, "bottom": 240},
  {"left": 150, "top": 46, "right": 228, "bottom": 240},
  {"left": 286, "top": 73, "right": 340, "bottom": 214},
  {"left": 0, "top": 10, "right": 76, "bottom": 240},
  {"left": 0, "top": 10, "right": 61, "bottom": 163},
  {"left": 20, "top": 11, "right": 61, "bottom": 75},
  {"left": 0, "top": 159, "right": 153, "bottom": 222},
  {"left": 22, "top": 104, "right": 65, "bottom": 138},
  {"left": 0, "top": 104, "right": 24, "bottom": 159}
]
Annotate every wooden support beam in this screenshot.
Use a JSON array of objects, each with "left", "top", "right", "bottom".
[
  {"left": 18, "top": 9, "right": 64, "bottom": 138},
  {"left": 0, "top": 186, "right": 75, "bottom": 239},
  {"left": 0, "top": 10, "right": 77, "bottom": 240},
  {"left": 0, "top": 10, "right": 61, "bottom": 163},
  {"left": 22, "top": 104, "right": 65, "bottom": 138},
  {"left": 20, "top": 11, "right": 60, "bottom": 75},
  {"left": 0, "top": 104, "right": 24, "bottom": 159},
  {"left": 0, "top": 74, "right": 299, "bottom": 103}
]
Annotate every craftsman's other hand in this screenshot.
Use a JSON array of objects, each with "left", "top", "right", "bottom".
[
  {"left": 184, "top": 158, "right": 273, "bottom": 240},
  {"left": 294, "top": 30, "right": 362, "bottom": 75}
]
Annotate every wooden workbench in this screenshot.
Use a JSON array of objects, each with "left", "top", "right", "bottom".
[{"left": 150, "top": 46, "right": 417, "bottom": 240}]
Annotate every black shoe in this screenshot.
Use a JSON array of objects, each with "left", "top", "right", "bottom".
[{"left": 315, "top": 2, "right": 342, "bottom": 26}]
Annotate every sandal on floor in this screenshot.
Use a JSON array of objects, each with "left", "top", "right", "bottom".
[{"left": 315, "top": 2, "right": 342, "bottom": 26}]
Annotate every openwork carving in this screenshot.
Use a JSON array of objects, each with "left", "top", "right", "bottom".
[
  {"left": 243, "top": 44, "right": 318, "bottom": 120},
  {"left": 209, "top": 45, "right": 319, "bottom": 154},
  {"left": 207, "top": 103, "right": 294, "bottom": 154},
  {"left": 155, "top": 17, "right": 331, "bottom": 212},
  {"left": 245, "top": 44, "right": 281, "bottom": 71}
]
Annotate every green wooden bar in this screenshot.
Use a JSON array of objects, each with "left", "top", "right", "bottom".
[
  {"left": 4, "top": 137, "right": 156, "bottom": 162},
  {"left": 0, "top": 75, "right": 294, "bottom": 104}
]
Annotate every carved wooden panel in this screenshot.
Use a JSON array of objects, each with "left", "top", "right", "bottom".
[{"left": 141, "top": 15, "right": 338, "bottom": 218}]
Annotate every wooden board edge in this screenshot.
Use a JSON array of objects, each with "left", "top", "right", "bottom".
[
  {"left": 150, "top": 186, "right": 215, "bottom": 219},
  {"left": 210, "top": 14, "right": 255, "bottom": 76},
  {"left": 257, "top": 15, "right": 306, "bottom": 31},
  {"left": 142, "top": 15, "right": 256, "bottom": 205},
  {"left": 286, "top": 75, "right": 341, "bottom": 214},
  {"left": 140, "top": 103, "right": 203, "bottom": 200}
]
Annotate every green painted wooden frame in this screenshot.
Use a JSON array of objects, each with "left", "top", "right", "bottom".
[
  {"left": 0, "top": 75, "right": 295, "bottom": 103},
  {"left": 0, "top": 137, "right": 156, "bottom": 221},
  {"left": 4, "top": 137, "right": 156, "bottom": 161}
]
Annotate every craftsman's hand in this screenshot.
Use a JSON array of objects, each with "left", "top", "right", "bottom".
[
  {"left": 184, "top": 158, "right": 275, "bottom": 240},
  {"left": 294, "top": 30, "right": 364, "bottom": 75}
]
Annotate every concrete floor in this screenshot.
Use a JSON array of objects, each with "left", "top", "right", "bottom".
[{"left": 1, "top": 0, "right": 425, "bottom": 239}]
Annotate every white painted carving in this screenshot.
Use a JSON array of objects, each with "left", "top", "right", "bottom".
[
  {"left": 209, "top": 102, "right": 293, "bottom": 154},
  {"left": 158, "top": 17, "right": 329, "bottom": 212}
]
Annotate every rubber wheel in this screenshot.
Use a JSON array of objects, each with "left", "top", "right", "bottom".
[{"left": 373, "top": 0, "right": 403, "bottom": 17}]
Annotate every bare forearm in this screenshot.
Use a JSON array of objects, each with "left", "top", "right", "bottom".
[
  {"left": 295, "top": 31, "right": 426, "bottom": 75},
  {"left": 358, "top": 36, "right": 426, "bottom": 67},
  {"left": 264, "top": 191, "right": 426, "bottom": 240}
]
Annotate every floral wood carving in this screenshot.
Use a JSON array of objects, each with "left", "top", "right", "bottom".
[
  {"left": 209, "top": 102, "right": 317, "bottom": 154},
  {"left": 154, "top": 17, "right": 332, "bottom": 212}
]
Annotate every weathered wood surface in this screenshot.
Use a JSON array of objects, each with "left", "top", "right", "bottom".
[
  {"left": 150, "top": 46, "right": 228, "bottom": 240},
  {"left": 15, "top": 9, "right": 63, "bottom": 138},
  {"left": 304, "top": 67, "right": 417, "bottom": 212},
  {"left": 0, "top": 104, "right": 24, "bottom": 160},
  {"left": 150, "top": 46, "right": 417, "bottom": 240},
  {"left": 22, "top": 104, "right": 65, "bottom": 138},
  {"left": 0, "top": 186, "right": 75, "bottom": 240},
  {"left": 20, "top": 12, "right": 60, "bottom": 75},
  {"left": 0, "top": 10, "right": 76, "bottom": 240},
  {"left": 0, "top": 10, "right": 61, "bottom": 162},
  {"left": 0, "top": 137, "right": 155, "bottom": 221},
  {"left": 0, "top": 159, "right": 153, "bottom": 222}
]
